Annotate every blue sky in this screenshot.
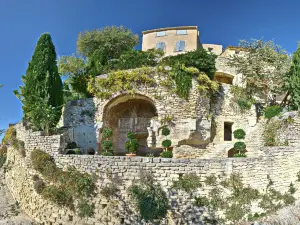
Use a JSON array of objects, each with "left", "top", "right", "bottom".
[{"left": 0, "top": 0, "right": 300, "bottom": 136}]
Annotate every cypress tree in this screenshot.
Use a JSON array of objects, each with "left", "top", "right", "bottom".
[
  {"left": 283, "top": 43, "right": 300, "bottom": 110},
  {"left": 16, "top": 33, "right": 63, "bottom": 132}
]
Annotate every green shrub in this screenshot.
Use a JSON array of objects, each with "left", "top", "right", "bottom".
[
  {"left": 172, "top": 174, "right": 202, "bottom": 192},
  {"left": 233, "top": 153, "right": 247, "bottom": 158},
  {"left": 101, "top": 151, "right": 113, "bottom": 156},
  {"left": 233, "top": 129, "right": 246, "bottom": 139},
  {"left": 161, "top": 127, "right": 170, "bottom": 136},
  {"left": 0, "top": 155, "right": 6, "bottom": 168},
  {"left": 2, "top": 126, "right": 16, "bottom": 145},
  {"left": 77, "top": 199, "right": 95, "bottom": 218},
  {"left": 31, "top": 149, "right": 56, "bottom": 175},
  {"left": 160, "top": 151, "right": 173, "bottom": 158},
  {"left": 0, "top": 145, "right": 7, "bottom": 155},
  {"left": 234, "top": 142, "right": 246, "bottom": 152},
  {"left": 162, "top": 139, "right": 172, "bottom": 148},
  {"left": 33, "top": 178, "right": 45, "bottom": 194},
  {"left": 100, "top": 183, "right": 119, "bottom": 199},
  {"left": 264, "top": 105, "right": 281, "bottom": 119},
  {"left": 194, "top": 196, "right": 210, "bottom": 207},
  {"left": 66, "top": 142, "right": 77, "bottom": 149},
  {"left": 102, "top": 128, "right": 113, "bottom": 138},
  {"left": 125, "top": 132, "right": 139, "bottom": 154},
  {"left": 129, "top": 171, "right": 170, "bottom": 221},
  {"left": 263, "top": 120, "right": 282, "bottom": 146},
  {"left": 42, "top": 186, "right": 74, "bottom": 209},
  {"left": 102, "top": 140, "right": 113, "bottom": 151}
]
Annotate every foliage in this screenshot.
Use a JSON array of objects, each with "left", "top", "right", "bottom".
[
  {"left": 0, "top": 145, "right": 7, "bottom": 155},
  {"left": 264, "top": 105, "right": 281, "bottom": 119},
  {"left": 282, "top": 43, "right": 300, "bottom": 109},
  {"left": 227, "top": 39, "right": 290, "bottom": 104},
  {"left": 14, "top": 33, "right": 63, "bottom": 133},
  {"left": 230, "top": 85, "right": 256, "bottom": 112},
  {"left": 170, "top": 64, "right": 193, "bottom": 99},
  {"left": 102, "top": 128, "right": 113, "bottom": 139},
  {"left": 233, "top": 153, "right": 247, "bottom": 157},
  {"left": 42, "top": 186, "right": 74, "bottom": 209},
  {"left": 88, "top": 67, "right": 156, "bottom": 99},
  {"left": 197, "top": 72, "right": 219, "bottom": 95},
  {"left": 77, "top": 199, "right": 95, "bottom": 218},
  {"left": 234, "top": 142, "right": 246, "bottom": 152},
  {"left": 161, "top": 127, "right": 170, "bottom": 136},
  {"left": 105, "top": 49, "right": 163, "bottom": 71},
  {"left": 30, "top": 149, "right": 97, "bottom": 215},
  {"left": 263, "top": 119, "right": 282, "bottom": 146},
  {"left": 100, "top": 169, "right": 120, "bottom": 199},
  {"left": 10, "top": 201, "right": 20, "bottom": 216},
  {"left": 0, "top": 155, "right": 6, "bottom": 168},
  {"left": 162, "top": 139, "right": 172, "bottom": 149},
  {"left": 129, "top": 170, "right": 170, "bottom": 221},
  {"left": 172, "top": 174, "right": 202, "bottom": 192},
  {"left": 2, "top": 126, "right": 16, "bottom": 145},
  {"left": 66, "top": 142, "right": 77, "bottom": 149},
  {"left": 233, "top": 129, "right": 246, "bottom": 139},
  {"left": 160, "top": 151, "right": 173, "bottom": 158},
  {"left": 33, "top": 176, "right": 45, "bottom": 194},
  {"left": 160, "top": 48, "right": 217, "bottom": 79},
  {"left": 102, "top": 140, "right": 113, "bottom": 151},
  {"left": 77, "top": 26, "right": 138, "bottom": 65},
  {"left": 125, "top": 132, "right": 139, "bottom": 154},
  {"left": 204, "top": 175, "right": 218, "bottom": 186},
  {"left": 101, "top": 151, "right": 114, "bottom": 156}
]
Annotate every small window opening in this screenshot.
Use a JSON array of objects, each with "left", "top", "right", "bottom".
[
  {"left": 156, "top": 31, "right": 166, "bottom": 37},
  {"left": 235, "top": 50, "right": 240, "bottom": 55},
  {"left": 208, "top": 47, "right": 213, "bottom": 52},
  {"left": 156, "top": 42, "right": 165, "bottom": 51},
  {"left": 176, "top": 30, "right": 187, "bottom": 35},
  {"left": 176, "top": 41, "right": 185, "bottom": 52},
  {"left": 224, "top": 122, "right": 233, "bottom": 141},
  {"left": 120, "top": 218, "right": 125, "bottom": 224}
]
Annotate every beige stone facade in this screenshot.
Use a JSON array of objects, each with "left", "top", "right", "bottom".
[{"left": 142, "top": 26, "right": 200, "bottom": 56}]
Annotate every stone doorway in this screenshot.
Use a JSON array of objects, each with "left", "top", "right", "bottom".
[
  {"left": 224, "top": 122, "right": 233, "bottom": 141},
  {"left": 103, "top": 95, "right": 157, "bottom": 155}
]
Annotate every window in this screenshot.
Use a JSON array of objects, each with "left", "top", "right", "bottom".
[
  {"left": 235, "top": 50, "right": 240, "bottom": 55},
  {"left": 156, "top": 31, "right": 166, "bottom": 37},
  {"left": 224, "top": 122, "right": 233, "bottom": 141},
  {"left": 156, "top": 42, "right": 165, "bottom": 51},
  {"left": 176, "top": 30, "right": 187, "bottom": 35},
  {"left": 208, "top": 47, "right": 213, "bottom": 52},
  {"left": 175, "top": 41, "right": 185, "bottom": 52}
]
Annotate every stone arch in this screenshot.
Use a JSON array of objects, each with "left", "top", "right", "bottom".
[
  {"left": 214, "top": 72, "right": 234, "bottom": 85},
  {"left": 227, "top": 147, "right": 248, "bottom": 157},
  {"left": 101, "top": 94, "right": 157, "bottom": 155}
]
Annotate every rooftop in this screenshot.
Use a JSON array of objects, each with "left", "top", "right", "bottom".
[{"left": 142, "top": 26, "right": 198, "bottom": 35}]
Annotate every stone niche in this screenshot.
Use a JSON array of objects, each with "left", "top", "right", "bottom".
[{"left": 102, "top": 94, "right": 157, "bottom": 155}]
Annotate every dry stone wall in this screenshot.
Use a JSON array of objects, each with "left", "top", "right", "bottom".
[{"left": 5, "top": 124, "right": 300, "bottom": 224}]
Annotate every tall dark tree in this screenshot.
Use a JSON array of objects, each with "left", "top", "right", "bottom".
[
  {"left": 282, "top": 43, "right": 300, "bottom": 109},
  {"left": 15, "top": 33, "right": 63, "bottom": 133}
]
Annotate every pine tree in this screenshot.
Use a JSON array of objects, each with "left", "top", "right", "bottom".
[
  {"left": 283, "top": 43, "right": 300, "bottom": 110},
  {"left": 15, "top": 33, "right": 63, "bottom": 133}
]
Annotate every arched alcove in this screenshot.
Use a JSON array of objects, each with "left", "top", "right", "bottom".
[
  {"left": 214, "top": 72, "right": 234, "bottom": 85},
  {"left": 102, "top": 94, "right": 157, "bottom": 155}
]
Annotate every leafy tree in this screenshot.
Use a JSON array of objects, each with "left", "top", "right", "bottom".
[
  {"left": 282, "top": 43, "right": 300, "bottom": 109},
  {"left": 160, "top": 48, "right": 217, "bottom": 79},
  {"left": 14, "top": 33, "right": 63, "bottom": 133},
  {"left": 227, "top": 39, "right": 290, "bottom": 104}
]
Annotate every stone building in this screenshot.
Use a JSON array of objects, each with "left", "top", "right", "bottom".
[{"left": 58, "top": 26, "right": 264, "bottom": 158}]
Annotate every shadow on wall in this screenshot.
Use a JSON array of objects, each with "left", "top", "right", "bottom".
[{"left": 62, "top": 99, "right": 98, "bottom": 154}]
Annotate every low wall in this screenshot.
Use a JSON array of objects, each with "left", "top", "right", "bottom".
[{"left": 5, "top": 123, "right": 300, "bottom": 224}]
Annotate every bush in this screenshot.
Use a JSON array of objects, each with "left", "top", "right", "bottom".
[
  {"left": 160, "top": 151, "right": 173, "bottom": 158},
  {"left": 102, "top": 128, "right": 113, "bottom": 138},
  {"left": 234, "top": 142, "right": 246, "bottom": 152},
  {"left": 77, "top": 199, "right": 95, "bottom": 218},
  {"left": 42, "top": 186, "right": 74, "bottom": 209},
  {"left": 0, "top": 155, "right": 6, "bottom": 168},
  {"left": 264, "top": 105, "right": 281, "bottom": 119},
  {"left": 0, "top": 145, "right": 7, "bottom": 155},
  {"left": 129, "top": 172, "right": 170, "bottom": 221},
  {"left": 2, "top": 126, "right": 16, "bottom": 145},
  {"left": 233, "top": 129, "right": 246, "bottom": 139},
  {"left": 161, "top": 127, "right": 170, "bottom": 136},
  {"left": 102, "top": 140, "right": 113, "bottom": 151},
  {"left": 101, "top": 151, "right": 113, "bottom": 156},
  {"left": 125, "top": 132, "right": 139, "bottom": 154},
  {"left": 33, "top": 178, "right": 45, "bottom": 194},
  {"left": 31, "top": 149, "right": 56, "bottom": 175},
  {"left": 172, "top": 174, "right": 202, "bottom": 192},
  {"left": 162, "top": 139, "right": 172, "bottom": 148},
  {"left": 66, "top": 142, "right": 77, "bottom": 149},
  {"left": 233, "top": 153, "right": 247, "bottom": 158}
]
